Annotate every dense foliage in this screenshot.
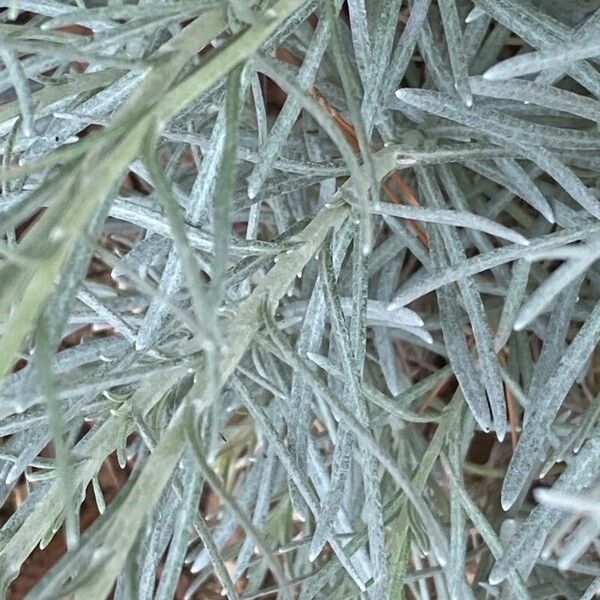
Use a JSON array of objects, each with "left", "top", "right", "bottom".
[{"left": 1, "top": 0, "right": 600, "bottom": 598}]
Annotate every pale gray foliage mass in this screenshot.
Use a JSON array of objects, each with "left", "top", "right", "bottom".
[{"left": 1, "top": 0, "right": 600, "bottom": 598}]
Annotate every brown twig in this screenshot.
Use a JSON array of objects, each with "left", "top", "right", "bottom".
[{"left": 499, "top": 351, "right": 520, "bottom": 449}]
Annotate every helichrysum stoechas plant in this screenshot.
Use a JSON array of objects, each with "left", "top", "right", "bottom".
[{"left": 2, "top": 0, "right": 600, "bottom": 597}]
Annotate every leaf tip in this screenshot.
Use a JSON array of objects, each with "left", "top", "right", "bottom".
[
  {"left": 488, "top": 564, "right": 508, "bottom": 585},
  {"left": 512, "top": 314, "right": 527, "bottom": 332},
  {"left": 500, "top": 486, "right": 516, "bottom": 512},
  {"left": 387, "top": 298, "right": 402, "bottom": 312},
  {"left": 481, "top": 67, "right": 500, "bottom": 81}
]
